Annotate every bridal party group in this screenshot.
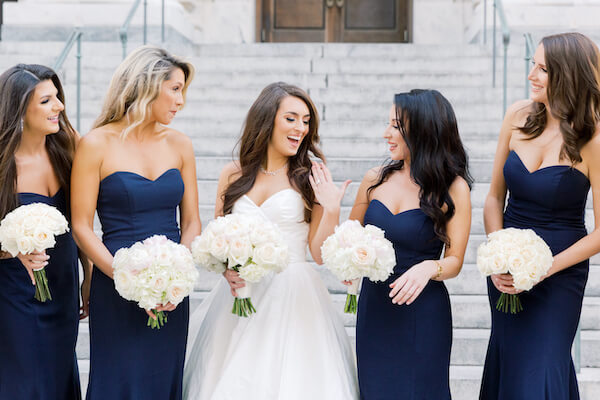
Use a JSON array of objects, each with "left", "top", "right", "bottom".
[{"left": 0, "top": 31, "right": 599, "bottom": 400}]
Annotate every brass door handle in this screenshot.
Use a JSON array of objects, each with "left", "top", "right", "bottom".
[
  {"left": 326, "top": 0, "right": 334, "bottom": 7},
  {"left": 336, "top": 0, "right": 344, "bottom": 7}
]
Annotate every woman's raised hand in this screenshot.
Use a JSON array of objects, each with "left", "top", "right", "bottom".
[{"left": 308, "top": 161, "right": 351, "bottom": 212}]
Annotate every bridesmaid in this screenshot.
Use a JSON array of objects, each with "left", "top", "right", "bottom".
[
  {"left": 0, "top": 64, "right": 90, "bottom": 399},
  {"left": 71, "top": 46, "right": 201, "bottom": 399},
  {"left": 349, "top": 89, "right": 472, "bottom": 399},
  {"left": 480, "top": 32, "right": 600, "bottom": 399}
]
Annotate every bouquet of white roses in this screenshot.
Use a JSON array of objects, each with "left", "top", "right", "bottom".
[
  {"left": 112, "top": 235, "right": 198, "bottom": 329},
  {"left": 0, "top": 203, "right": 70, "bottom": 302},
  {"left": 321, "top": 220, "right": 396, "bottom": 314},
  {"left": 191, "top": 213, "right": 289, "bottom": 317},
  {"left": 477, "top": 227, "right": 553, "bottom": 314}
]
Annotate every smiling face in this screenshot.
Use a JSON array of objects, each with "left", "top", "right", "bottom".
[
  {"left": 151, "top": 67, "right": 185, "bottom": 125},
  {"left": 23, "top": 79, "right": 64, "bottom": 135},
  {"left": 528, "top": 43, "right": 549, "bottom": 104},
  {"left": 268, "top": 95, "right": 310, "bottom": 158},
  {"left": 383, "top": 105, "right": 410, "bottom": 162}
]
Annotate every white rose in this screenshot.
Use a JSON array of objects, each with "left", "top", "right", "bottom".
[
  {"left": 114, "top": 269, "right": 136, "bottom": 300},
  {"left": 166, "top": 281, "right": 192, "bottom": 305},
  {"left": 320, "top": 236, "right": 339, "bottom": 263},
  {"left": 32, "top": 226, "right": 55, "bottom": 251},
  {"left": 238, "top": 262, "right": 268, "bottom": 283},
  {"left": 228, "top": 237, "right": 252, "bottom": 268},
  {"left": 253, "top": 242, "right": 280, "bottom": 267},
  {"left": 364, "top": 224, "right": 385, "bottom": 239},
  {"left": 16, "top": 236, "right": 34, "bottom": 255},
  {"left": 350, "top": 244, "right": 376, "bottom": 269},
  {"left": 209, "top": 235, "right": 229, "bottom": 262},
  {"left": 512, "top": 271, "right": 535, "bottom": 291}
]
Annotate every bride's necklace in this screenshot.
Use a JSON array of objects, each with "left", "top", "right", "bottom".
[{"left": 260, "top": 164, "right": 287, "bottom": 176}]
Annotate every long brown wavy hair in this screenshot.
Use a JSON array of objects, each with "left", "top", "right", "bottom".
[
  {"left": 0, "top": 64, "right": 77, "bottom": 220},
  {"left": 222, "top": 82, "right": 324, "bottom": 222},
  {"left": 368, "top": 89, "right": 473, "bottom": 246},
  {"left": 520, "top": 32, "right": 600, "bottom": 163}
]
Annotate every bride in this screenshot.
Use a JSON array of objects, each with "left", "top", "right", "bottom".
[{"left": 183, "top": 82, "right": 359, "bottom": 399}]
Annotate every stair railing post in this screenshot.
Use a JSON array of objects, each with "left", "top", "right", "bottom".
[
  {"left": 143, "top": 0, "right": 147, "bottom": 45},
  {"left": 161, "top": 0, "right": 165, "bottom": 42},
  {"left": 483, "top": 0, "right": 487, "bottom": 45},
  {"left": 492, "top": 0, "right": 497, "bottom": 87},
  {"left": 76, "top": 33, "right": 82, "bottom": 132}
]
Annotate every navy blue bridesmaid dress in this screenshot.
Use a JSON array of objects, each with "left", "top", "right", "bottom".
[
  {"left": 0, "top": 190, "right": 81, "bottom": 399},
  {"left": 86, "top": 169, "right": 189, "bottom": 399},
  {"left": 356, "top": 199, "right": 452, "bottom": 400},
  {"left": 480, "top": 151, "right": 589, "bottom": 399}
]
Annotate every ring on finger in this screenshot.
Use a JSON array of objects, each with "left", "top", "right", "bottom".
[{"left": 315, "top": 179, "right": 321, "bottom": 185}]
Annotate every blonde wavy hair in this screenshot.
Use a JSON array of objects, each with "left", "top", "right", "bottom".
[{"left": 93, "top": 45, "right": 194, "bottom": 139}]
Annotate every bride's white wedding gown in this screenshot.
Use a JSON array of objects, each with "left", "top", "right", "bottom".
[{"left": 183, "top": 188, "right": 359, "bottom": 399}]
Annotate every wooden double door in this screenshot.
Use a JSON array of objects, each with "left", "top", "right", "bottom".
[{"left": 258, "top": 0, "right": 411, "bottom": 43}]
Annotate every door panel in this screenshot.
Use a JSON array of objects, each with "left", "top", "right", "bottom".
[
  {"left": 262, "top": 0, "right": 327, "bottom": 42},
  {"left": 259, "top": 0, "right": 410, "bottom": 43},
  {"left": 341, "top": 0, "right": 409, "bottom": 42}
]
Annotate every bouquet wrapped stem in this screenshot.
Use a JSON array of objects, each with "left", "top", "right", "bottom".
[
  {"left": 232, "top": 282, "right": 256, "bottom": 317},
  {"left": 147, "top": 310, "right": 168, "bottom": 329},
  {"left": 496, "top": 293, "right": 523, "bottom": 314},
  {"left": 33, "top": 266, "right": 52, "bottom": 302},
  {"left": 344, "top": 279, "right": 360, "bottom": 314}
]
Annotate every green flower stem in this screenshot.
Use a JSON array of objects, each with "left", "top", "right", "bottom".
[
  {"left": 495, "top": 293, "right": 523, "bottom": 314},
  {"left": 344, "top": 294, "right": 358, "bottom": 314},
  {"left": 33, "top": 268, "right": 52, "bottom": 302},
  {"left": 147, "top": 310, "right": 168, "bottom": 329},
  {"left": 231, "top": 297, "right": 257, "bottom": 318}
]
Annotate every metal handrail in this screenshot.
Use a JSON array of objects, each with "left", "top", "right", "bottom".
[
  {"left": 493, "top": 0, "right": 510, "bottom": 114},
  {"left": 119, "top": 0, "right": 166, "bottom": 60},
  {"left": 523, "top": 33, "right": 535, "bottom": 98},
  {"left": 119, "top": 0, "right": 145, "bottom": 59},
  {"left": 53, "top": 28, "right": 83, "bottom": 132}
]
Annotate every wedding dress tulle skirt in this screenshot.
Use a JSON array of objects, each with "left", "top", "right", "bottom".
[{"left": 183, "top": 261, "right": 359, "bottom": 400}]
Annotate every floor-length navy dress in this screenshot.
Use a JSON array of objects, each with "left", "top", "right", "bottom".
[
  {"left": 356, "top": 199, "right": 451, "bottom": 400},
  {"left": 0, "top": 190, "right": 81, "bottom": 399},
  {"left": 86, "top": 169, "right": 189, "bottom": 399},
  {"left": 480, "top": 151, "right": 589, "bottom": 399}
]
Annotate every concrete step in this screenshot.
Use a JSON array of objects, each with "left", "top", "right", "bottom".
[{"left": 73, "top": 359, "right": 600, "bottom": 400}]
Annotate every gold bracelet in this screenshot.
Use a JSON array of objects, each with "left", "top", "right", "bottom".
[{"left": 434, "top": 260, "right": 443, "bottom": 280}]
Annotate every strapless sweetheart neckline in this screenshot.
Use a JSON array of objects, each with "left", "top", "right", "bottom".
[
  {"left": 100, "top": 168, "right": 180, "bottom": 184},
  {"left": 510, "top": 150, "right": 588, "bottom": 180},
  {"left": 370, "top": 199, "right": 422, "bottom": 217},
  {"left": 243, "top": 188, "right": 300, "bottom": 208}
]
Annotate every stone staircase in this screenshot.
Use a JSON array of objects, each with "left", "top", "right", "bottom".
[{"left": 2, "top": 39, "right": 600, "bottom": 399}]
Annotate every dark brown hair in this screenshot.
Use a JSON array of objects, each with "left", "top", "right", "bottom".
[
  {"left": 222, "top": 82, "right": 324, "bottom": 222},
  {"left": 368, "top": 89, "right": 473, "bottom": 246},
  {"left": 519, "top": 32, "right": 600, "bottom": 163},
  {"left": 0, "top": 64, "right": 77, "bottom": 220}
]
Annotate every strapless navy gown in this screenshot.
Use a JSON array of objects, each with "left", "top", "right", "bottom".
[
  {"left": 87, "top": 169, "right": 189, "bottom": 399},
  {"left": 480, "top": 151, "right": 590, "bottom": 399},
  {"left": 0, "top": 190, "right": 80, "bottom": 399},
  {"left": 357, "top": 200, "right": 451, "bottom": 399}
]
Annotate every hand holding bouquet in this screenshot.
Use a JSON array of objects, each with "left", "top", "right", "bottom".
[
  {"left": 477, "top": 227, "right": 553, "bottom": 313},
  {"left": 112, "top": 235, "right": 198, "bottom": 329},
  {"left": 191, "top": 213, "right": 289, "bottom": 317},
  {"left": 321, "top": 220, "right": 396, "bottom": 313},
  {"left": 0, "top": 203, "right": 70, "bottom": 302}
]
